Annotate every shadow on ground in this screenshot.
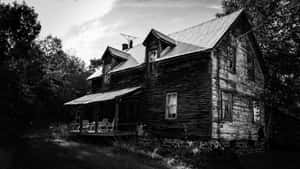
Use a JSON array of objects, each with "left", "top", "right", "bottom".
[
  {"left": 3, "top": 138, "right": 168, "bottom": 169},
  {"left": 239, "top": 150, "right": 300, "bottom": 169},
  {"left": 1, "top": 136, "right": 300, "bottom": 169}
]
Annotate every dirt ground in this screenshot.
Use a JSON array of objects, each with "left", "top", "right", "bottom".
[
  {"left": 1, "top": 137, "right": 300, "bottom": 169},
  {"left": 1, "top": 138, "right": 168, "bottom": 169}
]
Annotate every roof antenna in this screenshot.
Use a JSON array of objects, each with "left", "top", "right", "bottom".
[{"left": 120, "top": 33, "right": 138, "bottom": 50}]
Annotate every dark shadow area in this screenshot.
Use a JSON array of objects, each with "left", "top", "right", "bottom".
[
  {"left": 1, "top": 137, "right": 168, "bottom": 169},
  {"left": 239, "top": 150, "right": 300, "bottom": 169}
]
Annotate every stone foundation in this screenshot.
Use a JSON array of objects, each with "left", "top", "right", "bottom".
[
  {"left": 222, "top": 139, "right": 265, "bottom": 155},
  {"left": 137, "top": 136, "right": 265, "bottom": 155}
]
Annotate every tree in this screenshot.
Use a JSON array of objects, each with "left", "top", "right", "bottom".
[
  {"left": 0, "top": 1, "right": 41, "bottom": 116},
  {"left": 0, "top": 1, "right": 89, "bottom": 134},
  {"left": 35, "top": 35, "right": 89, "bottom": 124},
  {"left": 218, "top": 0, "right": 300, "bottom": 143},
  {"left": 89, "top": 58, "right": 103, "bottom": 72}
]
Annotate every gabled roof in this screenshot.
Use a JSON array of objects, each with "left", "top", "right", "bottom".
[
  {"left": 87, "top": 67, "right": 102, "bottom": 80},
  {"left": 110, "top": 54, "right": 140, "bottom": 73},
  {"left": 87, "top": 46, "right": 133, "bottom": 80},
  {"left": 169, "top": 9, "right": 243, "bottom": 49},
  {"left": 105, "top": 46, "right": 130, "bottom": 60},
  {"left": 89, "top": 9, "right": 244, "bottom": 78},
  {"left": 143, "top": 29, "right": 176, "bottom": 46}
]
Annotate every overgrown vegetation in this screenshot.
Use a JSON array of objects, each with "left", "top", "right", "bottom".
[{"left": 114, "top": 138, "right": 241, "bottom": 169}]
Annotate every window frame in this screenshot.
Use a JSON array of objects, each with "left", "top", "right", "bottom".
[
  {"left": 103, "top": 73, "right": 110, "bottom": 85},
  {"left": 221, "top": 91, "right": 233, "bottom": 122},
  {"left": 226, "top": 45, "right": 236, "bottom": 73},
  {"left": 147, "top": 48, "right": 159, "bottom": 76},
  {"left": 245, "top": 41, "right": 256, "bottom": 81},
  {"left": 249, "top": 98, "right": 260, "bottom": 123},
  {"left": 148, "top": 49, "right": 158, "bottom": 62},
  {"left": 247, "top": 51, "right": 255, "bottom": 81},
  {"left": 102, "top": 63, "right": 112, "bottom": 86},
  {"left": 165, "top": 92, "right": 178, "bottom": 120},
  {"left": 225, "top": 34, "right": 237, "bottom": 73}
]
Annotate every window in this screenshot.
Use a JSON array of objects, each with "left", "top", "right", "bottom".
[
  {"left": 103, "top": 64, "right": 111, "bottom": 85},
  {"left": 249, "top": 99, "right": 260, "bottom": 123},
  {"left": 221, "top": 92, "right": 233, "bottom": 121},
  {"left": 103, "top": 64, "right": 112, "bottom": 73},
  {"left": 247, "top": 53, "right": 255, "bottom": 81},
  {"left": 147, "top": 49, "right": 159, "bottom": 76},
  {"left": 103, "top": 73, "right": 110, "bottom": 85},
  {"left": 165, "top": 92, "right": 177, "bottom": 120},
  {"left": 148, "top": 49, "right": 158, "bottom": 62},
  {"left": 225, "top": 35, "right": 236, "bottom": 73}
]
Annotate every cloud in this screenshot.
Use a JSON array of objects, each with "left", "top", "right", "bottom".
[
  {"left": 63, "top": 19, "right": 122, "bottom": 63},
  {"left": 207, "top": 4, "right": 222, "bottom": 10},
  {"left": 63, "top": 0, "right": 223, "bottom": 64},
  {"left": 60, "top": 0, "right": 119, "bottom": 63},
  {"left": 118, "top": 0, "right": 222, "bottom": 9},
  {"left": 14, "top": 0, "right": 222, "bottom": 65}
]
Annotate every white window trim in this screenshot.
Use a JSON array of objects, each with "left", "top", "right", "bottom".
[{"left": 165, "top": 92, "right": 178, "bottom": 120}]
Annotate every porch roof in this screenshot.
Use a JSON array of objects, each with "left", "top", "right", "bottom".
[{"left": 64, "top": 86, "right": 141, "bottom": 105}]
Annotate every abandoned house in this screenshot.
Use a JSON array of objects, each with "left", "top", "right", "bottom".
[{"left": 65, "top": 9, "right": 266, "bottom": 141}]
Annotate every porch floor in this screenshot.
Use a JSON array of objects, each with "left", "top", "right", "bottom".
[{"left": 70, "top": 130, "right": 136, "bottom": 137}]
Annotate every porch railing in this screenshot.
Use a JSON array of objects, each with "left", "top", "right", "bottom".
[{"left": 68, "top": 121, "right": 137, "bottom": 134}]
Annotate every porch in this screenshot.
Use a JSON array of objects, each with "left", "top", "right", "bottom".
[
  {"left": 64, "top": 86, "right": 142, "bottom": 137},
  {"left": 68, "top": 121, "right": 137, "bottom": 137}
]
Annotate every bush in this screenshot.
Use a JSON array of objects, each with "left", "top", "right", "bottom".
[
  {"left": 137, "top": 138, "right": 241, "bottom": 169},
  {"left": 48, "top": 123, "right": 69, "bottom": 140}
]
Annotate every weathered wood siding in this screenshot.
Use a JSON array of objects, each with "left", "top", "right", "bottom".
[
  {"left": 211, "top": 18, "right": 265, "bottom": 141},
  {"left": 143, "top": 53, "right": 211, "bottom": 139},
  {"left": 109, "top": 68, "right": 144, "bottom": 91},
  {"left": 91, "top": 67, "right": 144, "bottom": 92}
]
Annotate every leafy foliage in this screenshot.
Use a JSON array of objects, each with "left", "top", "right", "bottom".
[
  {"left": 35, "top": 35, "right": 89, "bottom": 125},
  {"left": 89, "top": 58, "right": 103, "bottom": 72},
  {"left": 0, "top": 1, "right": 41, "bottom": 123},
  {"left": 0, "top": 1, "right": 89, "bottom": 134}
]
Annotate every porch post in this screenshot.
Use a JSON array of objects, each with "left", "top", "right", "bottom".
[
  {"left": 95, "top": 103, "right": 99, "bottom": 133},
  {"left": 115, "top": 98, "right": 120, "bottom": 130},
  {"left": 79, "top": 106, "right": 83, "bottom": 133}
]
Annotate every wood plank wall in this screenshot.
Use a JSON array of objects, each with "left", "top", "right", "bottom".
[
  {"left": 211, "top": 19, "right": 265, "bottom": 141},
  {"left": 143, "top": 53, "right": 211, "bottom": 139}
]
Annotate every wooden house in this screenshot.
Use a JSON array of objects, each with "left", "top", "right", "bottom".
[{"left": 65, "top": 9, "right": 266, "bottom": 141}]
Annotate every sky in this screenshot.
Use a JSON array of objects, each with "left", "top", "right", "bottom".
[{"left": 3, "top": 0, "right": 223, "bottom": 65}]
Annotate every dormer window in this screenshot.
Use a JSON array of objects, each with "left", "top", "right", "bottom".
[
  {"left": 103, "top": 64, "right": 111, "bottom": 85},
  {"left": 100, "top": 46, "right": 130, "bottom": 88},
  {"left": 148, "top": 49, "right": 158, "bottom": 62},
  {"left": 103, "top": 73, "right": 110, "bottom": 85},
  {"left": 143, "top": 29, "right": 176, "bottom": 62}
]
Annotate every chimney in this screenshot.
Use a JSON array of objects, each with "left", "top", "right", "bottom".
[
  {"left": 129, "top": 40, "right": 133, "bottom": 48},
  {"left": 122, "top": 43, "right": 129, "bottom": 50}
]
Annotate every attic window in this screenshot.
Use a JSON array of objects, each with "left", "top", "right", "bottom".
[
  {"left": 103, "top": 64, "right": 111, "bottom": 85},
  {"left": 247, "top": 52, "right": 255, "bottom": 81},
  {"left": 143, "top": 29, "right": 176, "bottom": 62},
  {"left": 225, "top": 34, "right": 236, "bottom": 73},
  {"left": 148, "top": 49, "right": 158, "bottom": 62}
]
